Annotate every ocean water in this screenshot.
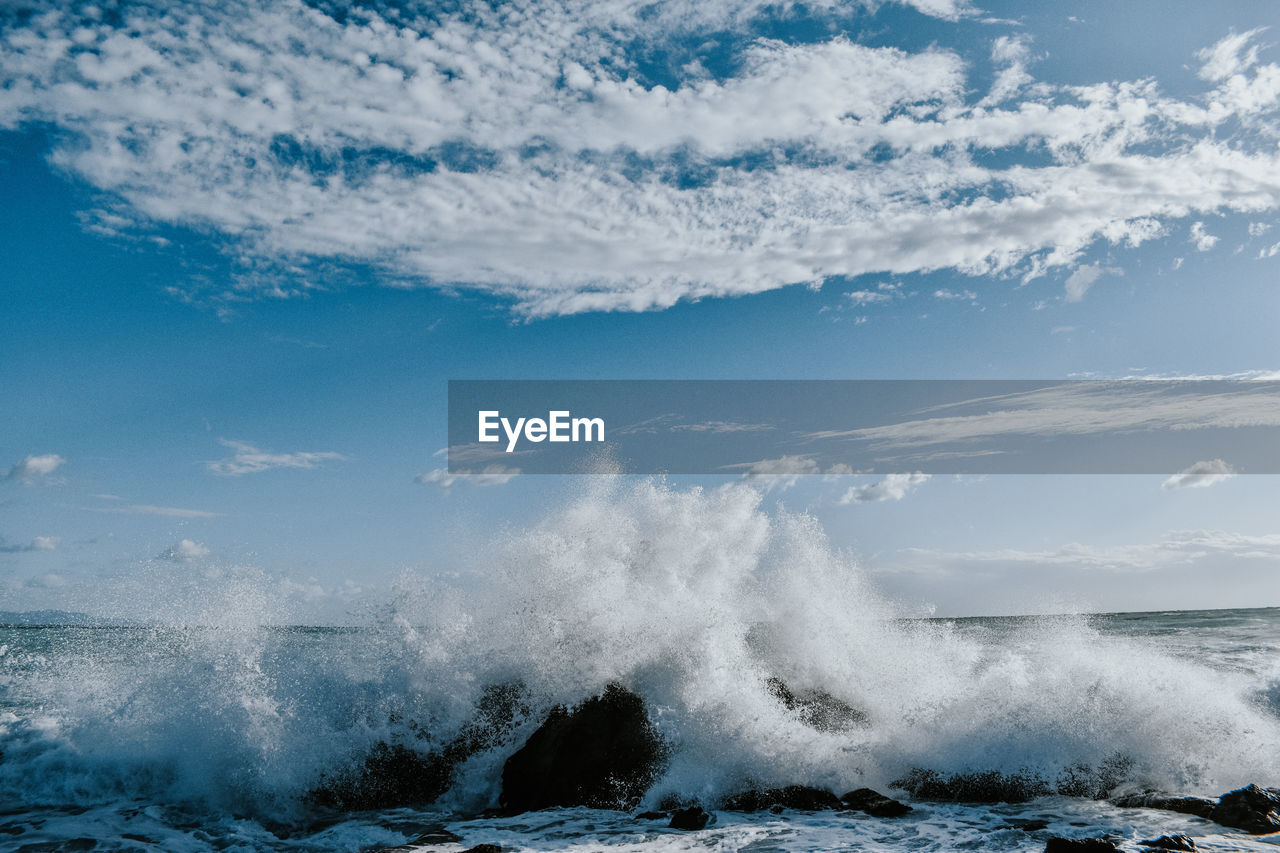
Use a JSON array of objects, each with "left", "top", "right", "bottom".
[{"left": 3, "top": 477, "right": 1280, "bottom": 852}]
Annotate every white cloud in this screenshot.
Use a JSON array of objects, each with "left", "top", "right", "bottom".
[
  {"left": 207, "top": 439, "right": 347, "bottom": 476},
  {"left": 838, "top": 471, "right": 930, "bottom": 503},
  {"left": 734, "top": 454, "right": 822, "bottom": 476},
  {"left": 1119, "top": 368, "right": 1280, "bottom": 381},
  {"left": 5, "top": 454, "right": 66, "bottom": 484},
  {"left": 1196, "top": 28, "right": 1266, "bottom": 82},
  {"left": 1, "top": 8, "right": 1280, "bottom": 315},
  {"left": 899, "top": 0, "right": 976, "bottom": 20},
  {"left": 1162, "top": 458, "right": 1236, "bottom": 490},
  {"left": 0, "top": 535, "right": 59, "bottom": 553},
  {"left": 846, "top": 289, "right": 893, "bottom": 305},
  {"left": 416, "top": 465, "right": 521, "bottom": 487},
  {"left": 669, "top": 420, "right": 774, "bottom": 433},
  {"left": 1190, "top": 220, "right": 1219, "bottom": 251},
  {"left": 159, "top": 538, "right": 211, "bottom": 561},
  {"left": 87, "top": 504, "right": 223, "bottom": 518},
  {"left": 721, "top": 454, "right": 825, "bottom": 491},
  {"left": 982, "top": 34, "right": 1034, "bottom": 106},
  {"left": 990, "top": 34, "right": 1031, "bottom": 66},
  {"left": 894, "top": 529, "right": 1280, "bottom": 574},
  {"left": 1064, "top": 264, "right": 1120, "bottom": 303},
  {"left": 805, "top": 382, "right": 1280, "bottom": 451},
  {"left": 933, "top": 288, "right": 977, "bottom": 301}
]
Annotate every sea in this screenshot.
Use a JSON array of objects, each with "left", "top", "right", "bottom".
[{"left": 2, "top": 478, "right": 1279, "bottom": 852}]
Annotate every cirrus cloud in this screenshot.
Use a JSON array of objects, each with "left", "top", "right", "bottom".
[
  {"left": 416, "top": 465, "right": 521, "bottom": 487},
  {"left": 207, "top": 439, "right": 348, "bottom": 476}
]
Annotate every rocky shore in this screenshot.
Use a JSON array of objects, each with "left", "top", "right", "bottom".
[{"left": 341, "top": 684, "right": 1280, "bottom": 851}]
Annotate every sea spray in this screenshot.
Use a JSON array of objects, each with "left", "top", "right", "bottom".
[{"left": 2, "top": 474, "right": 1279, "bottom": 827}]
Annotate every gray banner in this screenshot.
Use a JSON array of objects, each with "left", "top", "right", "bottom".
[{"left": 446, "top": 380, "right": 1280, "bottom": 475}]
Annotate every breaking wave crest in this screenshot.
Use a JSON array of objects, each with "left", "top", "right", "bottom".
[{"left": 2, "top": 475, "right": 1278, "bottom": 823}]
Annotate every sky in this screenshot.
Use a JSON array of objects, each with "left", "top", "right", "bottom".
[{"left": 2, "top": 0, "right": 1280, "bottom": 620}]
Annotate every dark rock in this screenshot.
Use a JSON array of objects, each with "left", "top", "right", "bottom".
[
  {"left": 722, "top": 785, "right": 842, "bottom": 812},
  {"left": 657, "top": 793, "right": 694, "bottom": 812},
  {"left": 312, "top": 683, "right": 530, "bottom": 811},
  {"left": 1044, "top": 838, "right": 1120, "bottom": 852},
  {"left": 635, "top": 811, "right": 668, "bottom": 820},
  {"left": 499, "top": 684, "right": 667, "bottom": 812},
  {"left": 893, "top": 768, "right": 1050, "bottom": 803},
  {"left": 766, "top": 677, "right": 868, "bottom": 731},
  {"left": 839, "top": 788, "right": 912, "bottom": 817},
  {"left": 310, "top": 743, "right": 453, "bottom": 811},
  {"left": 1139, "top": 835, "right": 1196, "bottom": 851},
  {"left": 462, "top": 846, "right": 502, "bottom": 853},
  {"left": 668, "top": 806, "right": 712, "bottom": 830},
  {"left": 1210, "top": 784, "right": 1280, "bottom": 834},
  {"left": 1109, "top": 792, "right": 1216, "bottom": 819},
  {"left": 1055, "top": 756, "right": 1135, "bottom": 799},
  {"left": 451, "top": 683, "right": 532, "bottom": 757},
  {"left": 1001, "top": 819, "right": 1050, "bottom": 832}
]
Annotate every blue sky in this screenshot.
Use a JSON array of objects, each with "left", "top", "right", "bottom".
[{"left": 3, "top": 0, "right": 1280, "bottom": 619}]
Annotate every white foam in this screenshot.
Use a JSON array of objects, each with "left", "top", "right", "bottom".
[{"left": 2, "top": 474, "right": 1279, "bottom": 843}]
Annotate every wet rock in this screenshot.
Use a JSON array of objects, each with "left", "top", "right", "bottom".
[
  {"left": 893, "top": 768, "right": 1050, "bottom": 803},
  {"left": 1044, "top": 838, "right": 1120, "bottom": 852},
  {"left": 766, "top": 677, "right": 868, "bottom": 731},
  {"left": 462, "top": 846, "right": 502, "bottom": 853},
  {"left": 1109, "top": 792, "right": 1216, "bottom": 819},
  {"left": 1055, "top": 756, "right": 1135, "bottom": 799},
  {"left": 310, "top": 743, "right": 454, "bottom": 811},
  {"left": 668, "top": 806, "right": 712, "bottom": 830},
  {"left": 450, "top": 683, "right": 532, "bottom": 757},
  {"left": 634, "top": 811, "right": 668, "bottom": 820},
  {"left": 1139, "top": 835, "right": 1196, "bottom": 851},
  {"left": 1001, "top": 819, "right": 1050, "bottom": 832},
  {"left": 839, "top": 788, "right": 912, "bottom": 817},
  {"left": 722, "top": 785, "right": 842, "bottom": 812},
  {"left": 1209, "top": 784, "right": 1280, "bottom": 835},
  {"left": 311, "top": 684, "right": 530, "bottom": 811},
  {"left": 500, "top": 684, "right": 667, "bottom": 812},
  {"left": 657, "top": 793, "right": 695, "bottom": 811}
]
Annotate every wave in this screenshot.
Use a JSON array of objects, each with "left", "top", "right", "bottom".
[{"left": 2, "top": 475, "right": 1278, "bottom": 822}]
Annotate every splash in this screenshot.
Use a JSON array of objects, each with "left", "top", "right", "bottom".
[{"left": 2, "top": 475, "right": 1278, "bottom": 825}]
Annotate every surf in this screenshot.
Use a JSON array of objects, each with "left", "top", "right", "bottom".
[{"left": 2, "top": 475, "right": 1278, "bottom": 826}]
